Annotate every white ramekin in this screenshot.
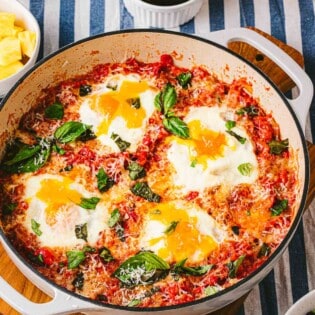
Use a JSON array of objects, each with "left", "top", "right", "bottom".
[{"left": 123, "top": 0, "right": 205, "bottom": 28}]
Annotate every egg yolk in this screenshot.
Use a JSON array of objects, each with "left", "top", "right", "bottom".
[
  {"left": 36, "top": 177, "right": 83, "bottom": 225},
  {"left": 147, "top": 202, "right": 218, "bottom": 263},
  {"left": 172, "top": 120, "right": 227, "bottom": 168},
  {"left": 90, "top": 80, "right": 150, "bottom": 136}
]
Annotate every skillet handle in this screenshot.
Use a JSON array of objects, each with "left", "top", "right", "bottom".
[
  {"left": 0, "top": 276, "right": 106, "bottom": 315},
  {"left": 199, "top": 27, "right": 313, "bottom": 134}
]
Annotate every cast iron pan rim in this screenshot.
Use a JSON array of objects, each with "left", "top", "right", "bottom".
[{"left": 0, "top": 28, "right": 310, "bottom": 312}]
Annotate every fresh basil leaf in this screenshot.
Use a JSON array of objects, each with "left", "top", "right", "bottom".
[
  {"left": 131, "top": 182, "right": 161, "bottom": 203},
  {"left": 54, "top": 121, "right": 93, "bottom": 143},
  {"left": 31, "top": 219, "right": 42, "bottom": 236},
  {"left": 236, "top": 106, "right": 259, "bottom": 116},
  {"left": 77, "top": 128, "right": 96, "bottom": 142},
  {"left": 2, "top": 139, "right": 52, "bottom": 174},
  {"left": 44, "top": 102, "right": 64, "bottom": 119},
  {"left": 128, "top": 299, "right": 141, "bottom": 307},
  {"left": 163, "top": 116, "right": 189, "bottom": 139},
  {"left": 227, "top": 255, "right": 245, "bottom": 278},
  {"left": 225, "top": 120, "right": 236, "bottom": 130},
  {"left": 204, "top": 286, "right": 219, "bottom": 296},
  {"left": 258, "top": 243, "right": 271, "bottom": 258},
  {"left": 113, "top": 251, "right": 170, "bottom": 287},
  {"left": 3, "top": 142, "right": 41, "bottom": 166},
  {"left": 108, "top": 208, "right": 120, "bottom": 228},
  {"left": 99, "top": 247, "right": 114, "bottom": 263},
  {"left": 96, "top": 168, "right": 115, "bottom": 192},
  {"left": 83, "top": 246, "right": 96, "bottom": 253},
  {"left": 237, "top": 163, "right": 253, "bottom": 176},
  {"left": 270, "top": 199, "right": 288, "bottom": 216},
  {"left": 268, "top": 139, "right": 289, "bottom": 155},
  {"left": 127, "top": 97, "right": 141, "bottom": 109},
  {"left": 226, "top": 130, "right": 246, "bottom": 144},
  {"left": 75, "top": 223, "right": 88, "bottom": 241},
  {"left": 111, "top": 133, "right": 131, "bottom": 152},
  {"left": 164, "top": 221, "right": 179, "bottom": 234},
  {"left": 173, "top": 258, "right": 212, "bottom": 276},
  {"left": 66, "top": 250, "right": 86, "bottom": 269},
  {"left": 79, "top": 84, "right": 92, "bottom": 96},
  {"left": 176, "top": 72, "right": 192, "bottom": 89},
  {"left": 79, "top": 197, "right": 100, "bottom": 210},
  {"left": 127, "top": 161, "right": 146, "bottom": 180},
  {"left": 190, "top": 159, "right": 197, "bottom": 167},
  {"left": 72, "top": 272, "right": 84, "bottom": 289},
  {"left": 2, "top": 203, "right": 17, "bottom": 215},
  {"left": 52, "top": 143, "right": 65, "bottom": 155},
  {"left": 231, "top": 225, "right": 240, "bottom": 235},
  {"left": 154, "top": 83, "right": 177, "bottom": 114}
]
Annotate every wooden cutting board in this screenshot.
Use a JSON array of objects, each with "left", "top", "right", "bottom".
[{"left": 0, "top": 27, "right": 314, "bottom": 315}]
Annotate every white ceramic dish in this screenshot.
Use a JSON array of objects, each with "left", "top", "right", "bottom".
[
  {"left": 123, "top": 0, "right": 205, "bottom": 28},
  {"left": 0, "top": 0, "right": 40, "bottom": 97},
  {"left": 285, "top": 290, "right": 315, "bottom": 315}
]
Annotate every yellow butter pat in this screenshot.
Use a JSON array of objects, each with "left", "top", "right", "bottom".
[
  {"left": 0, "top": 60, "right": 24, "bottom": 80},
  {"left": 18, "top": 31, "right": 36, "bottom": 58},
  {"left": 0, "top": 36, "right": 22, "bottom": 66}
]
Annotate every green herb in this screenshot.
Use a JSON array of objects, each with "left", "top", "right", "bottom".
[
  {"left": 44, "top": 102, "right": 64, "bottom": 119},
  {"left": 131, "top": 182, "right": 161, "bottom": 203},
  {"left": 270, "top": 199, "right": 288, "bottom": 216},
  {"left": 164, "top": 221, "right": 179, "bottom": 234},
  {"left": 127, "top": 97, "right": 141, "bottom": 109},
  {"left": 60, "top": 164, "right": 73, "bottom": 172},
  {"left": 66, "top": 250, "right": 86, "bottom": 269},
  {"left": 54, "top": 121, "right": 93, "bottom": 143},
  {"left": 172, "top": 258, "right": 212, "bottom": 276},
  {"left": 108, "top": 208, "right": 121, "bottom": 228},
  {"left": 79, "top": 84, "right": 92, "bottom": 96},
  {"left": 111, "top": 133, "right": 131, "bottom": 152},
  {"left": 190, "top": 159, "right": 197, "bottom": 167},
  {"left": 237, "top": 163, "right": 253, "bottom": 176},
  {"left": 204, "top": 286, "right": 219, "bottom": 296},
  {"left": 1, "top": 139, "right": 51, "bottom": 174},
  {"left": 2, "top": 203, "right": 17, "bottom": 215},
  {"left": 236, "top": 106, "right": 259, "bottom": 116},
  {"left": 106, "top": 81, "right": 118, "bottom": 90},
  {"left": 99, "top": 247, "right": 114, "bottom": 263},
  {"left": 115, "top": 223, "right": 125, "bottom": 242},
  {"left": 83, "top": 246, "right": 95, "bottom": 253},
  {"left": 258, "top": 243, "right": 271, "bottom": 258},
  {"left": 77, "top": 128, "right": 96, "bottom": 142},
  {"left": 226, "top": 130, "right": 246, "bottom": 144},
  {"left": 96, "top": 168, "right": 115, "bottom": 192},
  {"left": 268, "top": 139, "right": 289, "bottom": 155},
  {"left": 176, "top": 72, "right": 192, "bottom": 89},
  {"left": 225, "top": 120, "right": 236, "bottom": 130},
  {"left": 52, "top": 143, "right": 65, "bottom": 155},
  {"left": 227, "top": 255, "right": 245, "bottom": 278},
  {"left": 128, "top": 299, "right": 141, "bottom": 307},
  {"left": 231, "top": 225, "right": 240, "bottom": 235},
  {"left": 163, "top": 115, "right": 190, "bottom": 139},
  {"left": 127, "top": 161, "right": 146, "bottom": 180},
  {"left": 75, "top": 223, "right": 88, "bottom": 241},
  {"left": 79, "top": 197, "right": 100, "bottom": 210},
  {"left": 154, "top": 83, "right": 177, "bottom": 114},
  {"left": 113, "top": 251, "right": 170, "bottom": 287},
  {"left": 31, "top": 219, "right": 42, "bottom": 236},
  {"left": 72, "top": 272, "right": 84, "bottom": 290}
]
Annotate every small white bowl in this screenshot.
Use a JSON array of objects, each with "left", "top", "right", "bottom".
[
  {"left": 285, "top": 290, "right": 315, "bottom": 315},
  {"left": 0, "top": 0, "right": 40, "bottom": 97},
  {"left": 124, "top": 0, "right": 205, "bottom": 28}
]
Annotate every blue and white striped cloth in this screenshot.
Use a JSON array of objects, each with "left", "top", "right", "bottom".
[{"left": 17, "top": 1, "right": 315, "bottom": 314}]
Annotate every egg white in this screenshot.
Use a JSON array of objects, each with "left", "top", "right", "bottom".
[
  {"left": 24, "top": 174, "right": 109, "bottom": 248},
  {"left": 79, "top": 74, "right": 157, "bottom": 152},
  {"left": 167, "top": 106, "right": 258, "bottom": 194}
]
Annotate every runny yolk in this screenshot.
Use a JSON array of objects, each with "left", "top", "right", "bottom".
[
  {"left": 147, "top": 202, "right": 218, "bottom": 263},
  {"left": 90, "top": 80, "right": 149, "bottom": 136},
  {"left": 36, "top": 177, "right": 82, "bottom": 225}
]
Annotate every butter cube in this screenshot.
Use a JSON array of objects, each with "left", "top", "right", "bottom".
[
  {"left": 0, "top": 12, "right": 16, "bottom": 37},
  {"left": 0, "top": 36, "right": 22, "bottom": 66},
  {"left": 0, "top": 60, "right": 24, "bottom": 80},
  {"left": 18, "top": 31, "right": 36, "bottom": 58}
]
